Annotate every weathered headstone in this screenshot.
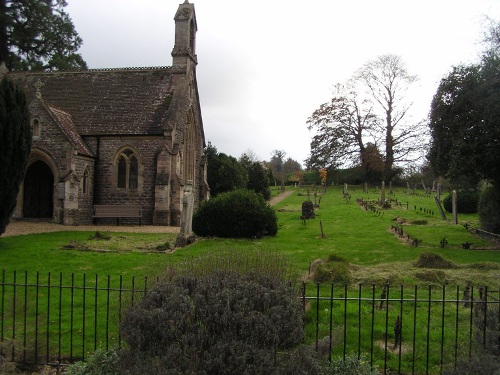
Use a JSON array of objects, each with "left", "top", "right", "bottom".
[
  {"left": 177, "top": 180, "right": 194, "bottom": 244},
  {"left": 394, "top": 315, "right": 402, "bottom": 349},
  {"left": 452, "top": 190, "right": 458, "bottom": 224},
  {"left": 301, "top": 201, "right": 315, "bottom": 219},
  {"left": 437, "top": 183, "right": 442, "bottom": 201},
  {"left": 380, "top": 181, "right": 386, "bottom": 207}
]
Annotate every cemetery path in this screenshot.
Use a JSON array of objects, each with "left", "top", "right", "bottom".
[
  {"left": 269, "top": 190, "right": 293, "bottom": 206},
  {"left": 3, "top": 191, "right": 293, "bottom": 237}
]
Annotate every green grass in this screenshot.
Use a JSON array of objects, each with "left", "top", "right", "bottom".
[
  {"left": 0, "top": 185, "right": 499, "bottom": 370},
  {"left": 1, "top": 185, "right": 498, "bottom": 285}
]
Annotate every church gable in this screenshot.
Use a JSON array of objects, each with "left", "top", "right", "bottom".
[{"left": 46, "top": 105, "right": 94, "bottom": 157}]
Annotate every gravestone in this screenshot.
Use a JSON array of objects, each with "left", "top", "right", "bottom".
[
  {"left": 452, "top": 190, "right": 458, "bottom": 224},
  {"left": 301, "top": 201, "right": 315, "bottom": 219},
  {"left": 380, "top": 181, "right": 386, "bottom": 207},
  {"left": 394, "top": 315, "right": 402, "bottom": 349},
  {"left": 177, "top": 181, "right": 194, "bottom": 244}
]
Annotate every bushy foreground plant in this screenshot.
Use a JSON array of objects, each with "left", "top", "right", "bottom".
[
  {"left": 67, "top": 252, "right": 326, "bottom": 374},
  {"left": 327, "top": 353, "right": 379, "bottom": 374},
  {"left": 443, "top": 189, "right": 479, "bottom": 213},
  {"left": 443, "top": 308, "right": 500, "bottom": 375},
  {"left": 65, "top": 349, "right": 120, "bottom": 375},
  {"left": 193, "top": 189, "right": 278, "bottom": 238}
]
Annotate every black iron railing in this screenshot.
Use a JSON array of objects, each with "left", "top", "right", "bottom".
[{"left": 1, "top": 270, "right": 498, "bottom": 374}]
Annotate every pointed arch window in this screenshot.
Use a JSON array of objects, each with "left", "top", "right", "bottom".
[
  {"left": 82, "top": 167, "right": 90, "bottom": 196},
  {"left": 116, "top": 148, "right": 140, "bottom": 190},
  {"left": 184, "top": 112, "right": 196, "bottom": 183},
  {"left": 32, "top": 118, "right": 41, "bottom": 138}
]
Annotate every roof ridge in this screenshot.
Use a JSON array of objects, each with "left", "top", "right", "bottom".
[{"left": 8, "top": 66, "right": 173, "bottom": 75}]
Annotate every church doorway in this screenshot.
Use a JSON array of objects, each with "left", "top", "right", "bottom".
[{"left": 23, "top": 160, "right": 54, "bottom": 218}]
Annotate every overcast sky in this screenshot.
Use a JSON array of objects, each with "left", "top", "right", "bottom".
[{"left": 66, "top": 0, "right": 499, "bottom": 166}]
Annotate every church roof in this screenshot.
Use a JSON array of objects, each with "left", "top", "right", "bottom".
[
  {"left": 46, "top": 104, "right": 95, "bottom": 157},
  {"left": 10, "top": 67, "right": 177, "bottom": 136}
]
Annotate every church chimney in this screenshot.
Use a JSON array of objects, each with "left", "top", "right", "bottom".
[{"left": 171, "top": 1, "right": 197, "bottom": 69}]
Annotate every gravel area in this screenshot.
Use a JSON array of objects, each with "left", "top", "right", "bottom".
[{"left": 2, "top": 221, "right": 179, "bottom": 237}]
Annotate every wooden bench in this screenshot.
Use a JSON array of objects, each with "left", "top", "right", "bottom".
[{"left": 93, "top": 205, "right": 142, "bottom": 226}]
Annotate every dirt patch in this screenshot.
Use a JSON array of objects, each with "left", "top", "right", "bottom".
[{"left": 375, "top": 340, "right": 412, "bottom": 355}]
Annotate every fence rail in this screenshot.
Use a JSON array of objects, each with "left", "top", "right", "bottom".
[{"left": 1, "top": 270, "right": 499, "bottom": 374}]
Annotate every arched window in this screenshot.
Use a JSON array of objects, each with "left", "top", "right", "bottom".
[
  {"left": 116, "top": 148, "right": 140, "bottom": 190},
  {"left": 129, "top": 155, "right": 138, "bottom": 189},
  {"left": 184, "top": 112, "right": 196, "bottom": 183},
  {"left": 32, "top": 118, "right": 41, "bottom": 138},
  {"left": 82, "top": 167, "right": 90, "bottom": 195}
]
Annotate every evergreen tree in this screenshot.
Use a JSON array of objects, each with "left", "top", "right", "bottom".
[
  {"left": 206, "top": 142, "right": 248, "bottom": 197},
  {"left": 247, "top": 162, "right": 271, "bottom": 200},
  {"left": 0, "top": 0, "right": 87, "bottom": 71},
  {"left": 0, "top": 76, "right": 32, "bottom": 235}
]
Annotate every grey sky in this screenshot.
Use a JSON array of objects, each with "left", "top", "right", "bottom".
[{"left": 66, "top": 0, "right": 499, "bottom": 166}]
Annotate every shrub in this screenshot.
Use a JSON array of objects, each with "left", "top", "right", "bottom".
[
  {"left": 65, "top": 349, "right": 120, "bottom": 375},
  {"left": 414, "top": 252, "right": 457, "bottom": 269},
  {"left": 116, "top": 259, "right": 321, "bottom": 374},
  {"left": 478, "top": 185, "right": 500, "bottom": 234},
  {"left": 192, "top": 189, "right": 278, "bottom": 238},
  {"left": 442, "top": 189, "right": 479, "bottom": 213},
  {"left": 443, "top": 308, "right": 500, "bottom": 374},
  {"left": 442, "top": 353, "right": 500, "bottom": 375},
  {"left": 327, "top": 353, "right": 379, "bottom": 375}
]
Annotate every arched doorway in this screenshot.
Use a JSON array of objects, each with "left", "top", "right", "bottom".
[{"left": 23, "top": 160, "right": 54, "bottom": 218}]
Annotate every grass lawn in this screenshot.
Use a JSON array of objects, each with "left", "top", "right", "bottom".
[
  {"left": 1, "top": 185, "right": 499, "bottom": 286},
  {"left": 0, "top": 185, "right": 499, "bottom": 372}
]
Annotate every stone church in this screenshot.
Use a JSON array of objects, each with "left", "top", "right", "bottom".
[{"left": 7, "top": 1, "right": 209, "bottom": 226}]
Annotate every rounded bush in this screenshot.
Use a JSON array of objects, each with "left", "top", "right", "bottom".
[
  {"left": 478, "top": 185, "right": 500, "bottom": 234},
  {"left": 118, "top": 269, "right": 316, "bottom": 374},
  {"left": 442, "top": 189, "right": 479, "bottom": 213},
  {"left": 193, "top": 189, "right": 278, "bottom": 238}
]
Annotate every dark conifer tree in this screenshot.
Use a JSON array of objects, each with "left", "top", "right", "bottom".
[
  {"left": 0, "top": 76, "right": 32, "bottom": 235},
  {"left": 0, "top": 0, "right": 87, "bottom": 71}
]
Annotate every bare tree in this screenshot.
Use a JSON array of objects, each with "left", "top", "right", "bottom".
[
  {"left": 269, "top": 150, "right": 286, "bottom": 188},
  {"left": 306, "top": 80, "right": 379, "bottom": 170},
  {"left": 357, "top": 54, "right": 426, "bottom": 179}
]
